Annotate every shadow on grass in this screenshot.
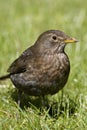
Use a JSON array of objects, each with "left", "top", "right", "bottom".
[{"left": 11, "top": 89, "right": 77, "bottom": 118}]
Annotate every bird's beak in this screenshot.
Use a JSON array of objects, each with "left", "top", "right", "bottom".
[{"left": 64, "top": 37, "right": 78, "bottom": 43}]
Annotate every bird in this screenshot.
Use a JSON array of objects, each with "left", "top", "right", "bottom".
[{"left": 0, "top": 30, "right": 77, "bottom": 106}]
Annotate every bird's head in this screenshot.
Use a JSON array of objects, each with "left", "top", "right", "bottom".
[{"left": 35, "top": 30, "right": 78, "bottom": 54}]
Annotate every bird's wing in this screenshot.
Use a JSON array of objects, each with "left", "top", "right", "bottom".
[{"left": 7, "top": 47, "right": 34, "bottom": 74}]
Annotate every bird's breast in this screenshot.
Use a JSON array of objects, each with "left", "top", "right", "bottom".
[
  {"left": 10, "top": 53, "right": 70, "bottom": 95},
  {"left": 23, "top": 53, "right": 70, "bottom": 87},
  {"left": 42, "top": 53, "right": 70, "bottom": 80}
]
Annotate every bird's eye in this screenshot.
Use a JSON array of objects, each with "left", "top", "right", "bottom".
[{"left": 52, "top": 35, "right": 57, "bottom": 40}]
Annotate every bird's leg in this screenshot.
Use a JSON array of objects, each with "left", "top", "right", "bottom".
[
  {"left": 18, "top": 90, "right": 22, "bottom": 107},
  {"left": 41, "top": 95, "right": 48, "bottom": 107},
  {"left": 61, "top": 89, "right": 64, "bottom": 100},
  {"left": 41, "top": 95, "right": 45, "bottom": 106},
  {"left": 60, "top": 89, "right": 64, "bottom": 107}
]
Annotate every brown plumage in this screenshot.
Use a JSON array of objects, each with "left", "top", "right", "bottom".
[{"left": 0, "top": 30, "right": 77, "bottom": 105}]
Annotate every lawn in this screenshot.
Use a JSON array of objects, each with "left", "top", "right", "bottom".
[{"left": 0, "top": 0, "right": 87, "bottom": 129}]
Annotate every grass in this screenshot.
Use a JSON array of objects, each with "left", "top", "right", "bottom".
[{"left": 0, "top": 0, "right": 87, "bottom": 129}]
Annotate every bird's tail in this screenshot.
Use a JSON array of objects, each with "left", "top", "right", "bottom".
[{"left": 0, "top": 74, "right": 10, "bottom": 80}]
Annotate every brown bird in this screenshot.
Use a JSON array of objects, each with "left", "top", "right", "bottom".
[{"left": 0, "top": 30, "right": 77, "bottom": 105}]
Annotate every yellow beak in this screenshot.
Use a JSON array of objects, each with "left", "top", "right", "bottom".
[{"left": 64, "top": 38, "right": 78, "bottom": 43}]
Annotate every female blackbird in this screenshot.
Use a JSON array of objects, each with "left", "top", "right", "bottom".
[{"left": 0, "top": 30, "right": 77, "bottom": 105}]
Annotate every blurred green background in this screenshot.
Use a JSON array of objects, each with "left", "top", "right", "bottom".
[{"left": 0, "top": 0, "right": 87, "bottom": 129}]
